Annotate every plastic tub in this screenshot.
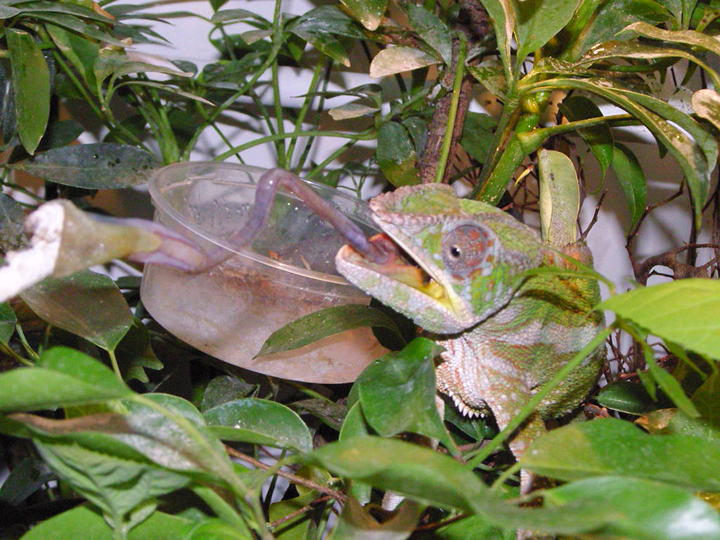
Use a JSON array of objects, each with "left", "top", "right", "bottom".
[{"left": 140, "top": 162, "right": 388, "bottom": 383}]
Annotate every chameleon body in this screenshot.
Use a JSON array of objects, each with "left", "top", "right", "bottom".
[{"left": 335, "top": 183, "right": 603, "bottom": 463}]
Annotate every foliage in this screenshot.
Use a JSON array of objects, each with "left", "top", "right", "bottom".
[{"left": 1, "top": 0, "right": 720, "bottom": 539}]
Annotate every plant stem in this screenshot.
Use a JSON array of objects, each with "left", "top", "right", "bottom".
[
  {"left": 108, "top": 349, "right": 122, "bottom": 381},
  {"left": 285, "top": 60, "right": 325, "bottom": 167},
  {"left": 191, "top": 484, "right": 252, "bottom": 535},
  {"left": 271, "top": 0, "right": 287, "bottom": 167}
]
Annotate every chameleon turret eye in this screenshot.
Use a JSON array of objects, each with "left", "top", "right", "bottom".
[{"left": 441, "top": 224, "right": 491, "bottom": 277}]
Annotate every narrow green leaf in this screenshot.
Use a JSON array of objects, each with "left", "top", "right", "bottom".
[
  {"left": 11, "top": 143, "right": 160, "bottom": 189},
  {"left": 376, "top": 122, "right": 420, "bottom": 187},
  {"left": 599, "top": 279, "right": 720, "bottom": 361},
  {"left": 559, "top": 96, "right": 613, "bottom": 179},
  {"left": 537, "top": 149, "right": 580, "bottom": 247},
  {"left": 478, "top": 0, "right": 515, "bottom": 78},
  {"left": 338, "top": 403, "right": 372, "bottom": 503},
  {"left": 0, "top": 302, "right": 16, "bottom": 344},
  {"left": 522, "top": 417, "right": 720, "bottom": 491},
  {"left": 7, "top": 28, "right": 49, "bottom": 155},
  {"left": 114, "top": 319, "right": 163, "bottom": 383},
  {"left": 515, "top": 0, "right": 581, "bottom": 64},
  {"left": 545, "top": 476, "right": 720, "bottom": 540},
  {"left": 621, "top": 21, "right": 720, "bottom": 57},
  {"left": 256, "top": 304, "right": 402, "bottom": 357},
  {"left": 210, "top": 8, "right": 264, "bottom": 23},
  {"left": 610, "top": 143, "right": 647, "bottom": 227},
  {"left": 407, "top": 5, "right": 453, "bottom": 65},
  {"left": 205, "top": 398, "right": 313, "bottom": 453},
  {"left": 369, "top": 46, "right": 439, "bottom": 78},
  {"left": 22, "top": 270, "right": 133, "bottom": 352},
  {"left": 692, "top": 372, "right": 720, "bottom": 426},
  {"left": 597, "top": 381, "right": 659, "bottom": 415},
  {"left": 290, "top": 6, "right": 366, "bottom": 67},
  {"left": 339, "top": 0, "right": 389, "bottom": 30},
  {"left": 0, "top": 347, "right": 131, "bottom": 413}
]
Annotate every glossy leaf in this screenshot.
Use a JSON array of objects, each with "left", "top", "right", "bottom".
[
  {"left": 11, "top": 143, "right": 159, "bottom": 189},
  {"left": 376, "top": 122, "right": 420, "bottom": 186},
  {"left": 0, "top": 302, "right": 15, "bottom": 344},
  {"left": 200, "top": 375, "right": 257, "bottom": 412},
  {"left": 692, "top": 89, "right": 720, "bottom": 131},
  {"left": 559, "top": 96, "right": 613, "bottom": 179},
  {"left": 0, "top": 193, "right": 26, "bottom": 252},
  {"left": 204, "top": 398, "right": 313, "bottom": 453},
  {"left": 291, "top": 7, "right": 366, "bottom": 67},
  {"left": 611, "top": 143, "right": 647, "bottom": 227},
  {"left": 339, "top": 0, "right": 388, "bottom": 30},
  {"left": 369, "top": 46, "right": 439, "bottom": 78},
  {"left": 0, "top": 347, "right": 131, "bottom": 413},
  {"left": 22, "top": 270, "right": 133, "bottom": 352},
  {"left": 256, "top": 304, "right": 402, "bottom": 357},
  {"left": 637, "top": 409, "right": 720, "bottom": 441},
  {"left": 357, "top": 338, "right": 455, "bottom": 450},
  {"left": 599, "top": 279, "right": 720, "bottom": 360},
  {"left": 597, "top": 381, "right": 658, "bottom": 415},
  {"left": 478, "top": 0, "right": 515, "bottom": 77},
  {"left": 7, "top": 28, "right": 50, "bottom": 155},
  {"left": 20, "top": 505, "right": 191, "bottom": 540},
  {"left": 522, "top": 418, "right": 720, "bottom": 491},
  {"left": 545, "top": 476, "right": 720, "bottom": 540},
  {"left": 515, "top": 0, "right": 581, "bottom": 64},
  {"left": 407, "top": 5, "right": 453, "bottom": 65}
]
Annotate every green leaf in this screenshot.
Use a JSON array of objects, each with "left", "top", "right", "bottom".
[
  {"left": 599, "top": 279, "right": 720, "bottom": 361},
  {"left": 537, "top": 149, "right": 580, "bottom": 247},
  {"left": 339, "top": 0, "right": 389, "bottom": 30},
  {"left": 610, "top": 143, "right": 647, "bottom": 227},
  {"left": 0, "top": 302, "right": 16, "bottom": 344},
  {"left": 269, "top": 491, "right": 318, "bottom": 540},
  {"left": 290, "top": 6, "right": 366, "bottom": 67},
  {"left": 460, "top": 112, "right": 498, "bottom": 165},
  {"left": 407, "top": 5, "right": 453, "bottom": 65},
  {"left": 114, "top": 319, "right": 163, "bottom": 383},
  {"left": 20, "top": 505, "right": 191, "bottom": 540},
  {"left": 430, "top": 513, "right": 513, "bottom": 540},
  {"left": 478, "top": 0, "right": 515, "bottom": 78},
  {"left": 338, "top": 403, "right": 372, "bottom": 504},
  {"left": 0, "top": 347, "right": 131, "bottom": 413},
  {"left": 0, "top": 455, "right": 53, "bottom": 505},
  {"left": 621, "top": 21, "right": 720, "bottom": 57},
  {"left": 0, "top": 193, "right": 27, "bottom": 252},
  {"left": 544, "top": 476, "right": 720, "bottom": 540},
  {"left": 200, "top": 375, "right": 257, "bottom": 412},
  {"left": 692, "top": 371, "right": 720, "bottom": 426},
  {"left": 7, "top": 28, "right": 50, "bottom": 155},
  {"left": 522, "top": 417, "right": 720, "bottom": 491},
  {"left": 637, "top": 408, "right": 720, "bottom": 441},
  {"left": 559, "top": 96, "right": 613, "bottom": 179},
  {"left": 256, "top": 304, "right": 403, "bottom": 357},
  {"left": 11, "top": 143, "right": 159, "bottom": 189},
  {"left": 21, "top": 270, "right": 133, "bottom": 352},
  {"left": 466, "top": 59, "right": 508, "bottom": 98},
  {"left": 204, "top": 398, "right": 313, "bottom": 453},
  {"left": 514, "top": 0, "right": 581, "bottom": 65},
  {"left": 597, "top": 381, "right": 659, "bottom": 415},
  {"left": 356, "top": 338, "right": 455, "bottom": 450},
  {"left": 376, "top": 122, "right": 420, "bottom": 187},
  {"left": 369, "top": 46, "right": 439, "bottom": 78}
]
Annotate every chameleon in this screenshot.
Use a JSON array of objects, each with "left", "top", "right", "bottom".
[{"left": 334, "top": 181, "right": 604, "bottom": 477}]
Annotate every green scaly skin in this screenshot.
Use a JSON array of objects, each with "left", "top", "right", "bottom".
[{"left": 336, "top": 183, "right": 603, "bottom": 469}]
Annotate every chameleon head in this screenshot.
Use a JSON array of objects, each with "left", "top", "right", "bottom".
[{"left": 336, "top": 184, "right": 544, "bottom": 335}]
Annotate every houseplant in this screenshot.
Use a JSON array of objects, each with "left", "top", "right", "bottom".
[{"left": 0, "top": 0, "right": 719, "bottom": 538}]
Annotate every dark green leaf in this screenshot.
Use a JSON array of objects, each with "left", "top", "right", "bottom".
[
  {"left": 21, "top": 270, "right": 133, "bottom": 352},
  {"left": 356, "top": 338, "right": 455, "bottom": 450},
  {"left": 269, "top": 491, "right": 318, "bottom": 540},
  {"left": 0, "top": 456, "right": 53, "bottom": 505},
  {"left": 187, "top": 518, "right": 252, "bottom": 540},
  {"left": 559, "top": 96, "right": 613, "bottom": 179},
  {"left": 204, "top": 398, "right": 313, "bottom": 453},
  {"left": 0, "top": 347, "right": 131, "bottom": 413},
  {"left": 47, "top": 24, "right": 99, "bottom": 87},
  {"left": 11, "top": 144, "right": 160, "bottom": 189},
  {"left": 7, "top": 28, "right": 50, "bottom": 155},
  {"left": 0, "top": 193, "right": 26, "bottom": 251},
  {"left": 290, "top": 6, "right": 365, "bottom": 66},
  {"left": 522, "top": 417, "right": 720, "bottom": 491},
  {"left": 599, "top": 279, "right": 720, "bottom": 361},
  {"left": 610, "top": 143, "right": 647, "bottom": 227},
  {"left": 376, "top": 122, "right": 420, "bottom": 187},
  {"left": 407, "top": 5, "right": 452, "bottom": 65},
  {"left": 200, "top": 375, "right": 257, "bottom": 412},
  {"left": 545, "top": 476, "right": 720, "bottom": 540},
  {"left": 32, "top": 13, "right": 127, "bottom": 48},
  {"left": 460, "top": 112, "right": 498, "bottom": 165},
  {"left": 0, "top": 301, "right": 16, "bottom": 344},
  {"left": 339, "top": 0, "right": 389, "bottom": 30},
  {"left": 20, "top": 505, "right": 191, "bottom": 540},
  {"left": 256, "top": 304, "right": 403, "bottom": 357},
  {"left": 291, "top": 398, "right": 346, "bottom": 431},
  {"left": 692, "top": 371, "right": 720, "bottom": 426},
  {"left": 515, "top": 0, "right": 581, "bottom": 64},
  {"left": 114, "top": 319, "right": 163, "bottom": 383},
  {"left": 597, "top": 381, "right": 659, "bottom": 415},
  {"left": 338, "top": 403, "right": 372, "bottom": 503}
]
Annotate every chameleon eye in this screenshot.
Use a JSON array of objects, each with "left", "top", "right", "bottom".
[{"left": 442, "top": 225, "right": 491, "bottom": 277}]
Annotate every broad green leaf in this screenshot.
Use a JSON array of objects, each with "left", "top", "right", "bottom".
[
  {"left": 0, "top": 347, "right": 131, "bottom": 413},
  {"left": 332, "top": 497, "right": 420, "bottom": 540},
  {"left": 478, "top": 0, "right": 515, "bottom": 77},
  {"left": 693, "top": 372, "right": 720, "bottom": 426},
  {"left": 0, "top": 302, "right": 16, "bottom": 344},
  {"left": 114, "top": 319, "right": 163, "bottom": 383},
  {"left": 356, "top": 338, "right": 455, "bottom": 450},
  {"left": 545, "top": 476, "right": 720, "bottom": 540},
  {"left": 20, "top": 505, "right": 191, "bottom": 540},
  {"left": 187, "top": 518, "right": 252, "bottom": 540},
  {"left": 610, "top": 143, "right": 647, "bottom": 227},
  {"left": 407, "top": 5, "right": 453, "bottom": 65},
  {"left": 339, "top": 0, "right": 389, "bottom": 30},
  {"left": 522, "top": 417, "right": 720, "bottom": 491},
  {"left": 290, "top": 7, "right": 366, "bottom": 67},
  {"left": 637, "top": 408, "right": 720, "bottom": 441},
  {"left": 599, "top": 279, "right": 720, "bottom": 361},
  {"left": 597, "top": 381, "right": 659, "bottom": 415},
  {"left": 256, "top": 304, "right": 402, "bottom": 357},
  {"left": 431, "top": 514, "right": 513, "bottom": 540},
  {"left": 204, "top": 398, "right": 313, "bottom": 453},
  {"left": 369, "top": 46, "right": 439, "bottom": 78},
  {"left": 460, "top": 112, "right": 498, "bottom": 165},
  {"left": 0, "top": 193, "right": 26, "bottom": 251},
  {"left": 559, "top": 96, "right": 613, "bottom": 180},
  {"left": 537, "top": 149, "right": 580, "bottom": 247},
  {"left": 514, "top": 0, "right": 581, "bottom": 64},
  {"left": 338, "top": 403, "right": 372, "bottom": 504},
  {"left": 200, "top": 375, "right": 257, "bottom": 412},
  {"left": 291, "top": 398, "right": 346, "bottom": 431},
  {"left": 376, "top": 122, "right": 420, "bottom": 187},
  {"left": 7, "top": 28, "right": 50, "bottom": 155},
  {"left": 692, "top": 89, "right": 720, "bottom": 131},
  {"left": 11, "top": 143, "right": 159, "bottom": 189},
  {"left": 22, "top": 270, "right": 133, "bottom": 352}
]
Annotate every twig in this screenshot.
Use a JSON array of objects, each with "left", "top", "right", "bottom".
[{"left": 268, "top": 494, "right": 335, "bottom": 529}]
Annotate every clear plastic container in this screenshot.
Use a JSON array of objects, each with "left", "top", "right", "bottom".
[{"left": 140, "top": 162, "right": 388, "bottom": 383}]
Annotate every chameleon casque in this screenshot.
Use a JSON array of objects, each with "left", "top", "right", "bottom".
[{"left": 335, "top": 182, "right": 604, "bottom": 469}]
